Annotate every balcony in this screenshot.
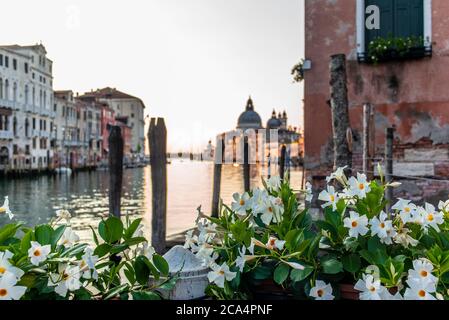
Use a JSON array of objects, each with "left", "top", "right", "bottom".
[
  {"left": 40, "top": 131, "right": 50, "bottom": 138},
  {"left": 25, "top": 104, "right": 34, "bottom": 113},
  {"left": 0, "top": 98, "right": 14, "bottom": 110},
  {"left": 0, "top": 130, "right": 13, "bottom": 140},
  {"left": 41, "top": 109, "right": 50, "bottom": 117},
  {"left": 32, "top": 129, "right": 40, "bottom": 137},
  {"left": 63, "top": 140, "right": 80, "bottom": 147}
]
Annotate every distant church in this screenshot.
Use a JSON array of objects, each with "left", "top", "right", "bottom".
[{"left": 218, "top": 97, "right": 301, "bottom": 164}]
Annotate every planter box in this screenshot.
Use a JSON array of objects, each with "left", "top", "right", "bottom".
[{"left": 358, "top": 46, "right": 432, "bottom": 64}]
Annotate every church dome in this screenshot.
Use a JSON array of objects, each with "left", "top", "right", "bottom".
[
  {"left": 267, "top": 110, "right": 282, "bottom": 129},
  {"left": 237, "top": 97, "right": 262, "bottom": 129}
]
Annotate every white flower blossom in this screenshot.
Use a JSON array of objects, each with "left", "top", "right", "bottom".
[
  {"left": 28, "top": 241, "right": 51, "bottom": 266},
  {"left": 348, "top": 173, "right": 371, "bottom": 199},
  {"left": 309, "top": 280, "right": 334, "bottom": 300},
  {"left": 318, "top": 186, "right": 339, "bottom": 211},
  {"left": 344, "top": 211, "right": 369, "bottom": 238},
  {"left": 0, "top": 272, "right": 26, "bottom": 300},
  {"left": 0, "top": 197, "right": 13, "bottom": 220},
  {"left": 207, "top": 263, "right": 236, "bottom": 288}
]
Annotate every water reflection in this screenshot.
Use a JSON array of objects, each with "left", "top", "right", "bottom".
[{"left": 0, "top": 160, "right": 303, "bottom": 242}]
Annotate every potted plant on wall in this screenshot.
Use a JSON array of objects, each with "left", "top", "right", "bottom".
[{"left": 367, "top": 35, "right": 429, "bottom": 64}]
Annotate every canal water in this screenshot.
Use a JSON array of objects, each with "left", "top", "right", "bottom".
[{"left": 0, "top": 160, "right": 304, "bottom": 242}]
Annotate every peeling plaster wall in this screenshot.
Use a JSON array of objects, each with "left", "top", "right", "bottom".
[{"left": 304, "top": 0, "right": 449, "bottom": 179}]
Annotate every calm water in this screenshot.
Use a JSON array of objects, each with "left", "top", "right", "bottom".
[{"left": 0, "top": 160, "right": 303, "bottom": 241}]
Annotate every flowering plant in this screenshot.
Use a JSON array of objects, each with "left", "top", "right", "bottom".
[
  {"left": 184, "top": 176, "right": 321, "bottom": 299},
  {"left": 0, "top": 207, "right": 174, "bottom": 300},
  {"left": 367, "top": 35, "right": 425, "bottom": 64}
]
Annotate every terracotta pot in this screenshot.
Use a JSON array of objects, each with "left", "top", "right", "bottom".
[
  {"left": 339, "top": 284, "right": 359, "bottom": 300},
  {"left": 339, "top": 284, "right": 398, "bottom": 300}
]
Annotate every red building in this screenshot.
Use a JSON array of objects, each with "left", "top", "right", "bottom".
[
  {"left": 303, "top": 0, "right": 449, "bottom": 202},
  {"left": 100, "top": 103, "right": 116, "bottom": 160},
  {"left": 115, "top": 116, "right": 132, "bottom": 161}
]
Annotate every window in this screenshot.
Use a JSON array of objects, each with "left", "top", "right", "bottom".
[
  {"left": 25, "top": 145, "right": 30, "bottom": 155},
  {"left": 5, "top": 56, "right": 8, "bottom": 68},
  {"left": 13, "top": 117, "right": 17, "bottom": 136},
  {"left": 0, "top": 54, "right": 3, "bottom": 66},
  {"left": 13, "top": 59, "right": 17, "bottom": 70},
  {"left": 32, "top": 138, "right": 36, "bottom": 149},
  {"left": 357, "top": 0, "right": 432, "bottom": 61},
  {"left": 32, "top": 73, "right": 35, "bottom": 79},
  {"left": 24, "top": 62, "right": 28, "bottom": 73},
  {"left": 32, "top": 118, "right": 36, "bottom": 130},
  {"left": 13, "top": 145, "right": 18, "bottom": 155}
]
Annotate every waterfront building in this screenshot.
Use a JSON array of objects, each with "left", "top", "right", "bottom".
[
  {"left": 115, "top": 116, "right": 133, "bottom": 163},
  {"left": 0, "top": 44, "right": 54, "bottom": 172},
  {"left": 303, "top": 0, "right": 448, "bottom": 201},
  {"left": 99, "top": 103, "right": 116, "bottom": 165},
  {"left": 79, "top": 88, "right": 145, "bottom": 158}
]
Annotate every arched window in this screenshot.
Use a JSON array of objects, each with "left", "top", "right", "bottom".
[
  {"left": 13, "top": 82, "right": 17, "bottom": 102},
  {"left": 25, "top": 118, "right": 29, "bottom": 137},
  {"left": 25, "top": 85, "right": 29, "bottom": 105},
  {"left": 0, "top": 78, "right": 3, "bottom": 99},
  {"left": 4, "top": 116, "right": 9, "bottom": 131},
  {"left": 5, "top": 79, "right": 9, "bottom": 100},
  {"left": 13, "top": 117, "right": 17, "bottom": 136}
]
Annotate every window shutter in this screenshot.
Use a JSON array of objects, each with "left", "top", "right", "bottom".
[
  {"left": 395, "top": 0, "right": 424, "bottom": 38},
  {"left": 365, "top": 0, "right": 395, "bottom": 50}
]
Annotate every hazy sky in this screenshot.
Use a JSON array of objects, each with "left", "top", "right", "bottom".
[{"left": 2, "top": 0, "right": 304, "bottom": 152}]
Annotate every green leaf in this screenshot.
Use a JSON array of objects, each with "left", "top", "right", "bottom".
[
  {"left": 99, "top": 217, "right": 124, "bottom": 244},
  {"left": 273, "top": 264, "right": 290, "bottom": 285},
  {"left": 134, "top": 256, "right": 151, "bottom": 285},
  {"left": 94, "top": 243, "right": 112, "bottom": 257},
  {"left": 251, "top": 264, "right": 272, "bottom": 280},
  {"left": 153, "top": 254, "right": 169, "bottom": 276},
  {"left": 89, "top": 225, "right": 99, "bottom": 246},
  {"left": 132, "top": 291, "right": 161, "bottom": 300},
  {"left": 124, "top": 218, "right": 143, "bottom": 240},
  {"left": 0, "top": 223, "right": 22, "bottom": 245},
  {"left": 342, "top": 254, "right": 361, "bottom": 273},
  {"left": 284, "top": 229, "right": 304, "bottom": 252},
  {"left": 35, "top": 225, "right": 53, "bottom": 245},
  {"left": 21, "top": 230, "right": 34, "bottom": 252},
  {"left": 321, "top": 257, "right": 343, "bottom": 275},
  {"left": 104, "top": 284, "right": 129, "bottom": 300},
  {"left": 61, "top": 243, "right": 88, "bottom": 258},
  {"left": 158, "top": 277, "right": 178, "bottom": 291},
  {"left": 124, "top": 237, "right": 147, "bottom": 247},
  {"left": 290, "top": 265, "right": 314, "bottom": 282},
  {"left": 51, "top": 225, "right": 66, "bottom": 247}
]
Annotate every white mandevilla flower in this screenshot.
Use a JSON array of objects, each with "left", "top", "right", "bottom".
[
  {"left": 265, "top": 176, "right": 282, "bottom": 191},
  {"left": 438, "top": 200, "right": 449, "bottom": 212},
  {"left": 408, "top": 259, "right": 438, "bottom": 285},
  {"left": 305, "top": 182, "right": 313, "bottom": 203},
  {"left": 404, "top": 277, "right": 437, "bottom": 300},
  {"left": 231, "top": 192, "right": 251, "bottom": 216},
  {"left": 250, "top": 188, "right": 270, "bottom": 214},
  {"left": 343, "top": 211, "right": 369, "bottom": 238},
  {"left": 348, "top": 173, "right": 371, "bottom": 199},
  {"left": 0, "top": 250, "right": 24, "bottom": 280},
  {"left": 58, "top": 227, "right": 80, "bottom": 248},
  {"left": 391, "top": 199, "right": 417, "bottom": 224},
  {"left": 28, "top": 241, "right": 51, "bottom": 266},
  {"left": 0, "top": 272, "right": 26, "bottom": 300},
  {"left": 235, "top": 246, "right": 246, "bottom": 272},
  {"left": 393, "top": 228, "right": 419, "bottom": 248},
  {"left": 326, "top": 166, "right": 348, "bottom": 186},
  {"left": 417, "top": 203, "right": 444, "bottom": 232},
  {"left": 370, "top": 212, "right": 396, "bottom": 244},
  {"left": 48, "top": 264, "right": 82, "bottom": 297},
  {"left": 55, "top": 209, "right": 71, "bottom": 221},
  {"left": 195, "top": 244, "right": 218, "bottom": 267},
  {"left": 184, "top": 230, "right": 199, "bottom": 251},
  {"left": 265, "top": 236, "right": 285, "bottom": 251},
  {"left": 259, "top": 196, "right": 283, "bottom": 225},
  {"left": 207, "top": 263, "right": 236, "bottom": 288},
  {"left": 354, "top": 274, "right": 387, "bottom": 300},
  {"left": 309, "top": 280, "right": 334, "bottom": 300},
  {"left": 318, "top": 186, "right": 339, "bottom": 211},
  {"left": 0, "top": 196, "right": 13, "bottom": 220},
  {"left": 79, "top": 247, "right": 99, "bottom": 280},
  {"left": 137, "top": 242, "right": 155, "bottom": 262}
]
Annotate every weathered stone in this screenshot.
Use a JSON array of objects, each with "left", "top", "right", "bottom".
[
  {"left": 153, "top": 245, "right": 210, "bottom": 300},
  {"left": 404, "top": 149, "right": 449, "bottom": 162},
  {"left": 376, "top": 162, "right": 435, "bottom": 177}
]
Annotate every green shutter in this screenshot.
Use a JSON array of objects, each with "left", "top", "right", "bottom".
[
  {"left": 395, "top": 0, "right": 424, "bottom": 38},
  {"left": 365, "top": 0, "right": 394, "bottom": 50}
]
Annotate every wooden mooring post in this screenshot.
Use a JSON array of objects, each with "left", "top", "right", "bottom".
[
  {"left": 243, "top": 136, "right": 250, "bottom": 192},
  {"left": 329, "top": 54, "right": 352, "bottom": 171},
  {"left": 280, "top": 145, "right": 286, "bottom": 180},
  {"left": 149, "top": 118, "right": 168, "bottom": 253},
  {"left": 211, "top": 133, "right": 225, "bottom": 218},
  {"left": 363, "top": 103, "right": 374, "bottom": 178},
  {"left": 108, "top": 126, "right": 124, "bottom": 217},
  {"left": 385, "top": 127, "right": 395, "bottom": 215}
]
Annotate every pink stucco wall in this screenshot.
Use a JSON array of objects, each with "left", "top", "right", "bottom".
[{"left": 304, "top": 0, "right": 449, "bottom": 175}]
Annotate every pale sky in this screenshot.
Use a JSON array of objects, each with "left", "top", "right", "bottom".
[{"left": 2, "top": 0, "right": 304, "bottom": 152}]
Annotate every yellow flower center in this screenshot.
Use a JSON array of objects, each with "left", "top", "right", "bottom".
[
  {"left": 33, "top": 249, "right": 41, "bottom": 257},
  {"left": 418, "top": 290, "right": 426, "bottom": 298},
  {"left": 0, "top": 267, "right": 5, "bottom": 274},
  {"left": 268, "top": 207, "right": 273, "bottom": 213},
  {"left": 269, "top": 239, "right": 276, "bottom": 247},
  {"left": 380, "top": 223, "right": 386, "bottom": 229},
  {"left": 405, "top": 207, "right": 411, "bottom": 213},
  {"left": 359, "top": 183, "right": 365, "bottom": 190},
  {"left": 219, "top": 271, "right": 225, "bottom": 276},
  {"left": 0, "top": 288, "right": 7, "bottom": 297},
  {"left": 369, "top": 286, "right": 376, "bottom": 292},
  {"left": 351, "top": 221, "right": 358, "bottom": 228},
  {"left": 62, "top": 272, "right": 69, "bottom": 281},
  {"left": 420, "top": 270, "right": 428, "bottom": 277},
  {"left": 427, "top": 214, "right": 434, "bottom": 222},
  {"left": 0, "top": 208, "right": 6, "bottom": 213},
  {"left": 317, "top": 289, "right": 324, "bottom": 297},
  {"left": 239, "top": 199, "right": 245, "bottom": 206},
  {"left": 330, "top": 195, "right": 335, "bottom": 202},
  {"left": 80, "top": 260, "right": 86, "bottom": 268}
]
